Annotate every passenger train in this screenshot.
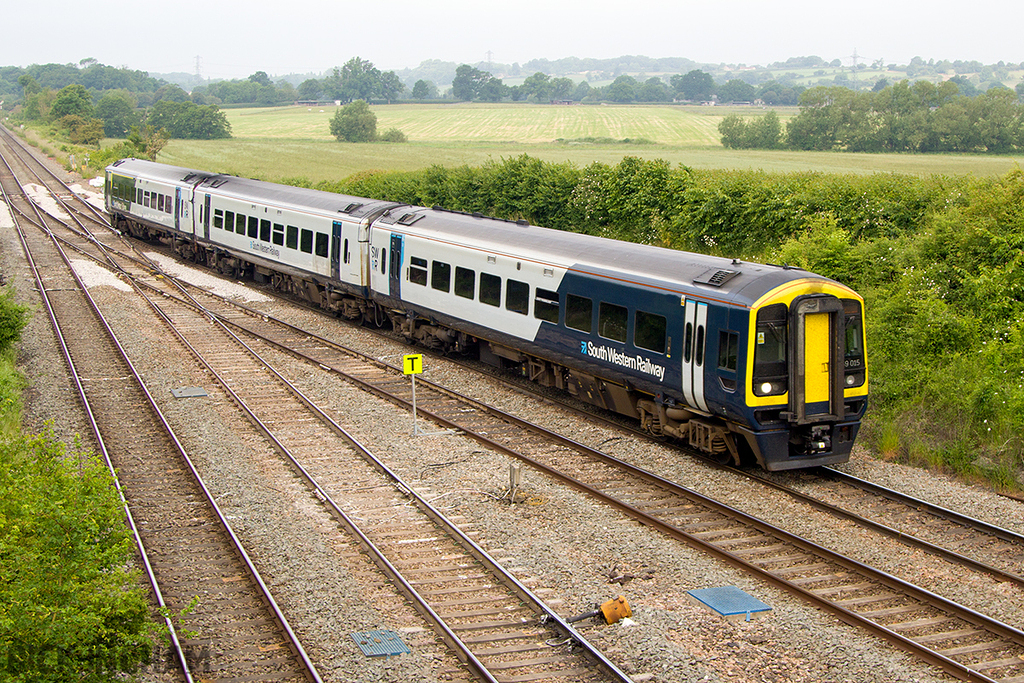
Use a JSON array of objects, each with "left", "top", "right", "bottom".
[{"left": 105, "top": 158, "right": 868, "bottom": 471}]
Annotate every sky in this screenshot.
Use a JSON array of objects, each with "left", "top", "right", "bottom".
[{"left": 4, "top": 0, "right": 1022, "bottom": 81}]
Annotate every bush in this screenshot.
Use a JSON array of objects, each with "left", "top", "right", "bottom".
[
  {"left": 329, "top": 100, "right": 376, "bottom": 142},
  {"left": 377, "top": 127, "right": 407, "bottom": 143},
  {"left": 0, "top": 432, "right": 155, "bottom": 681},
  {"left": 0, "top": 287, "right": 29, "bottom": 354}
]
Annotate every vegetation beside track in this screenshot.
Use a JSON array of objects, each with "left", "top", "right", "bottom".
[{"left": 0, "top": 281, "right": 156, "bottom": 679}]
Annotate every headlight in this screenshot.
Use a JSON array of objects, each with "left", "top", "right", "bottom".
[{"left": 761, "top": 382, "right": 773, "bottom": 394}]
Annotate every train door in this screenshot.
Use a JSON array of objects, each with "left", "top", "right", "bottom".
[
  {"left": 174, "top": 187, "right": 181, "bottom": 231},
  {"left": 389, "top": 233, "right": 403, "bottom": 299},
  {"left": 331, "top": 221, "right": 342, "bottom": 281},
  {"left": 789, "top": 295, "right": 845, "bottom": 423},
  {"left": 203, "top": 194, "right": 211, "bottom": 241},
  {"left": 682, "top": 298, "right": 709, "bottom": 412},
  {"left": 349, "top": 220, "right": 367, "bottom": 287}
]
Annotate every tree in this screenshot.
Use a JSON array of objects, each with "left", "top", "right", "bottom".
[
  {"left": 153, "top": 84, "right": 190, "bottom": 103},
  {"left": 127, "top": 125, "right": 169, "bottom": 160},
  {"left": 638, "top": 77, "right": 669, "bottom": 102},
  {"left": 147, "top": 101, "right": 230, "bottom": 140},
  {"left": 716, "top": 79, "right": 756, "bottom": 104},
  {"left": 297, "top": 78, "right": 322, "bottom": 101},
  {"left": 550, "top": 77, "right": 574, "bottom": 101},
  {"left": 248, "top": 71, "right": 272, "bottom": 87},
  {"left": 521, "top": 72, "right": 552, "bottom": 102},
  {"left": 58, "top": 115, "right": 104, "bottom": 145},
  {"left": 50, "top": 84, "right": 94, "bottom": 120},
  {"left": 378, "top": 71, "right": 405, "bottom": 103},
  {"left": 478, "top": 77, "right": 508, "bottom": 102},
  {"left": 339, "top": 57, "right": 381, "bottom": 102},
  {"left": 17, "top": 73, "right": 41, "bottom": 96},
  {"left": 412, "top": 79, "right": 437, "bottom": 100},
  {"left": 671, "top": 70, "right": 714, "bottom": 101},
  {"left": 607, "top": 75, "right": 638, "bottom": 102},
  {"left": 572, "top": 81, "right": 592, "bottom": 102},
  {"left": 452, "top": 64, "right": 493, "bottom": 101},
  {"left": 96, "top": 91, "right": 137, "bottom": 137},
  {"left": 718, "top": 114, "right": 748, "bottom": 149},
  {"left": 330, "top": 99, "right": 377, "bottom": 142},
  {"left": 0, "top": 432, "right": 155, "bottom": 682}
]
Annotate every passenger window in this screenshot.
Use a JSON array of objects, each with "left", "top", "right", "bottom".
[
  {"left": 136, "top": 189, "right": 142, "bottom": 204},
  {"left": 158, "top": 195, "right": 164, "bottom": 212},
  {"left": 248, "top": 216, "right": 258, "bottom": 238},
  {"left": 213, "top": 209, "right": 223, "bottom": 229},
  {"left": 381, "top": 248, "right": 387, "bottom": 274},
  {"left": 635, "top": 310, "right": 667, "bottom": 353},
  {"left": 566, "top": 295, "right": 593, "bottom": 333},
  {"left": 390, "top": 247, "right": 401, "bottom": 276},
  {"left": 718, "top": 331, "right": 739, "bottom": 391},
  {"left": 300, "top": 229, "right": 313, "bottom": 254},
  {"left": 315, "top": 233, "right": 329, "bottom": 258},
  {"left": 718, "top": 331, "right": 739, "bottom": 372},
  {"left": 506, "top": 279, "right": 529, "bottom": 315},
  {"left": 479, "top": 273, "right": 501, "bottom": 307},
  {"left": 144, "top": 191, "right": 150, "bottom": 208},
  {"left": 236, "top": 213, "right": 247, "bottom": 234},
  {"left": 286, "top": 226, "right": 298, "bottom": 250},
  {"left": 599, "top": 302, "right": 628, "bottom": 343},
  {"left": 272, "top": 223, "right": 284, "bottom": 246},
  {"left": 260, "top": 220, "right": 271, "bottom": 242},
  {"left": 225, "top": 210, "right": 234, "bottom": 230},
  {"left": 410, "top": 257, "right": 428, "bottom": 285},
  {"left": 343, "top": 239, "right": 350, "bottom": 264},
  {"left": 432, "top": 261, "right": 451, "bottom": 292},
  {"left": 534, "top": 288, "right": 559, "bottom": 323},
  {"left": 455, "top": 267, "right": 475, "bottom": 299}
]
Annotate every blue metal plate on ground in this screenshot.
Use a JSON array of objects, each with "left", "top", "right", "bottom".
[
  {"left": 687, "top": 586, "right": 772, "bottom": 617},
  {"left": 350, "top": 629, "right": 411, "bottom": 658}
]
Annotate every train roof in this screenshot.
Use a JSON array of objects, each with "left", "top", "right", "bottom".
[
  {"left": 384, "top": 206, "right": 845, "bottom": 308},
  {"left": 108, "top": 158, "right": 400, "bottom": 221}
]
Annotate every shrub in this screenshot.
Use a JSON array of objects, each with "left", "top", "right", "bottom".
[{"left": 377, "top": 128, "right": 407, "bottom": 143}]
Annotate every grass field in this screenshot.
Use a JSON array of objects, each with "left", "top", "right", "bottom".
[{"left": 156, "top": 103, "right": 1024, "bottom": 184}]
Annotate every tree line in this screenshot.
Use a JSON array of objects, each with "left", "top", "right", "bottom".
[
  {"left": 11, "top": 74, "right": 230, "bottom": 160},
  {"left": 444, "top": 64, "right": 804, "bottom": 104},
  {"left": 720, "top": 80, "right": 1024, "bottom": 153}
]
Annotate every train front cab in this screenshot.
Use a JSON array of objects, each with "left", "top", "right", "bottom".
[{"left": 740, "top": 281, "right": 868, "bottom": 471}]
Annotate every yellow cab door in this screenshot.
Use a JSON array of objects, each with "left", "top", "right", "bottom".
[{"left": 790, "top": 295, "right": 845, "bottom": 424}]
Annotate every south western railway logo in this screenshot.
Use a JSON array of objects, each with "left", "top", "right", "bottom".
[{"left": 581, "top": 341, "right": 666, "bottom": 381}]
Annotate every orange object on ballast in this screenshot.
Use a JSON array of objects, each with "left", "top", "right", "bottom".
[{"left": 599, "top": 595, "right": 632, "bottom": 624}]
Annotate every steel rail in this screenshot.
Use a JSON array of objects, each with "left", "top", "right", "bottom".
[
  {"left": 0, "top": 148, "right": 194, "bottom": 681},
  {"left": 0, "top": 143, "right": 323, "bottom": 683},
  {"left": 124, "top": 256, "right": 633, "bottom": 683}
]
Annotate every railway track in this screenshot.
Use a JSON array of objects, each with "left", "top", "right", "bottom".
[
  {"left": 0, "top": 127, "right": 631, "bottom": 683},
  {"left": 6, "top": 125, "right": 1024, "bottom": 681},
  {"left": 0, "top": 138, "right": 321, "bottom": 682},
  {"left": 98, "top": 260, "right": 1024, "bottom": 682}
]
